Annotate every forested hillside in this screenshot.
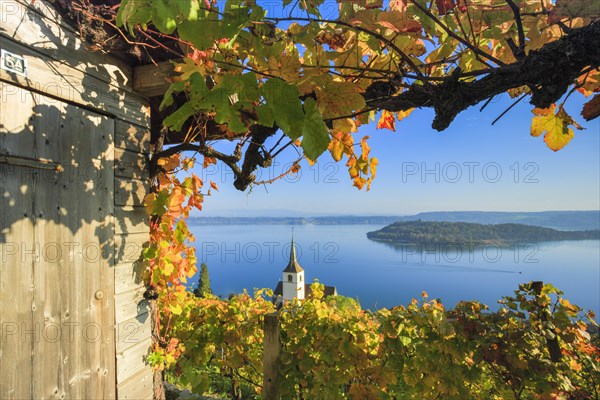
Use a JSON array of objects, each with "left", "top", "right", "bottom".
[{"left": 367, "top": 220, "right": 600, "bottom": 246}]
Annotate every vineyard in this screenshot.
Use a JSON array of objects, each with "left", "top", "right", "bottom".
[{"left": 148, "top": 282, "right": 600, "bottom": 400}]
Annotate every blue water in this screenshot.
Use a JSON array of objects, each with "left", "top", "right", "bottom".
[{"left": 188, "top": 224, "right": 600, "bottom": 315}]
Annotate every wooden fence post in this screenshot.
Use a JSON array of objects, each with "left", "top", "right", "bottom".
[{"left": 263, "top": 312, "right": 281, "bottom": 400}]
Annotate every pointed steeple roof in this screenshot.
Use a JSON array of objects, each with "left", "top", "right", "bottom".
[{"left": 283, "top": 236, "right": 303, "bottom": 273}]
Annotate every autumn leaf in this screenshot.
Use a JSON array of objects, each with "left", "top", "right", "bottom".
[
  {"left": 144, "top": 192, "right": 157, "bottom": 215},
  {"left": 377, "top": 110, "right": 396, "bottom": 131},
  {"left": 157, "top": 154, "right": 181, "bottom": 172},
  {"left": 397, "top": 108, "right": 414, "bottom": 121},
  {"left": 581, "top": 94, "right": 600, "bottom": 121},
  {"left": 530, "top": 105, "right": 583, "bottom": 151},
  {"left": 389, "top": 0, "right": 408, "bottom": 12},
  {"left": 360, "top": 136, "right": 371, "bottom": 160},
  {"left": 328, "top": 133, "right": 345, "bottom": 162},
  {"left": 210, "top": 180, "right": 219, "bottom": 191},
  {"left": 376, "top": 11, "right": 422, "bottom": 33},
  {"left": 576, "top": 69, "right": 600, "bottom": 97},
  {"left": 369, "top": 157, "right": 379, "bottom": 179},
  {"left": 316, "top": 81, "right": 366, "bottom": 119},
  {"left": 168, "top": 188, "right": 186, "bottom": 214},
  {"left": 353, "top": 176, "right": 367, "bottom": 190},
  {"left": 435, "top": 0, "right": 456, "bottom": 16},
  {"left": 551, "top": 0, "right": 600, "bottom": 21}
]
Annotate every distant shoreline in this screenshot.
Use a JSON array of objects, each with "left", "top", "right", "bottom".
[
  {"left": 366, "top": 220, "right": 600, "bottom": 247},
  {"left": 188, "top": 210, "right": 600, "bottom": 231}
]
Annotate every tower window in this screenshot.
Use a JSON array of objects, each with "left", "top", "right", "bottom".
[
  {"left": 299, "top": 275, "right": 302, "bottom": 282},
  {"left": 288, "top": 274, "right": 293, "bottom": 282}
]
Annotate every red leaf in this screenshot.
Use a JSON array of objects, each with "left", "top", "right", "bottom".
[
  {"left": 582, "top": 94, "right": 600, "bottom": 121},
  {"left": 436, "top": 0, "right": 456, "bottom": 15},
  {"left": 376, "top": 110, "right": 396, "bottom": 131}
]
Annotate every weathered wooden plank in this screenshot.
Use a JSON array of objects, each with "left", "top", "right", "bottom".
[
  {"left": 115, "top": 232, "right": 148, "bottom": 266},
  {"left": 115, "top": 206, "right": 149, "bottom": 235},
  {"left": 115, "top": 177, "right": 149, "bottom": 207},
  {"left": 115, "top": 313, "right": 152, "bottom": 354},
  {"left": 29, "top": 93, "right": 65, "bottom": 400},
  {"left": 117, "top": 365, "right": 154, "bottom": 400},
  {"left": 0, "top": 170, "right": 35, "bottom": 399},
  {"left": 56, "top": 104, "right": 116, "bottom": 399},
  {"left": 115, "top": 262, "right": 147, "bottom": 295},
  {"left": 115, "top": 120, "right": 151, "bottom": 154},
  {"left": 116, "top": 338, "right": 152, "bottom": 384},
  {"left": 133, "top": 60, "right": 175, "bottom": 97},
  {"left": 0, "top": 38, "right": 150, "bottom": 126},
  {"left": 0, "top": 0, "right": 134, "bottom": 91},
  {"left": 114, "top": 148, "right": 150, "bottom": 180},
  {"left": 115, "top": 286, "right": 150, "bottom": 324}
]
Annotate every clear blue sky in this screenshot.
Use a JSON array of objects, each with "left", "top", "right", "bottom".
[{"left": 193, "top": 93, "right": 599, "bottom": 217}]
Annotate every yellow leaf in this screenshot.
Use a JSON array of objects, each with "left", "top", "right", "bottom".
[
  {"left": 576, "top": 68, "right": 600, "bottom": 97},
  {"left": 530, "top": 105, "right": 583, "bottom": 151},
  {"left": 170, "top": 303, "right": 183, "bottom": 315},
  {"left": 369, "top": 157, "right": 379, "bottom": 179},
  {"left": 332, "top": 117, "right": 358, "bottom": 134},
  {"left": 360, "top": 136, "right": 371, "bottom": 160},
  {"left": 328, "top": 133, "right": 345, "bottom": 162},
  {"left": 144, "top": 193, "right": 157, "bottom": 215},
  {"left": 397, "top": 108, "right": 414, "bottom": 121}
]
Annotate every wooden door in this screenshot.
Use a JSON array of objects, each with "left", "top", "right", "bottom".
[{"left": 0, "top": 82, "right": 116, "bottom": 399}]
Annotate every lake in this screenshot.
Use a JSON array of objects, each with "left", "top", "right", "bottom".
[{"left": 188, "top": 224, "right": 600, "bottom": 315}]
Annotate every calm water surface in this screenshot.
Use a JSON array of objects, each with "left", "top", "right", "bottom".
[{"left": 189, "top": 224, "right": 600, "bottom": 315}]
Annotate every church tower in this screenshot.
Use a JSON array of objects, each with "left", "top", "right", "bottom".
[{"left": 281, "top": 238, "right": 305, "bottom": 300}]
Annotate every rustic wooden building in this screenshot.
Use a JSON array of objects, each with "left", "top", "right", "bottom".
[{"left": 0, "top": 0, "right": 161, "bottom": 398}]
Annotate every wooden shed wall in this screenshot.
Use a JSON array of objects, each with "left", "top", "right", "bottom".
[{"left": 0, "top": 0, "right": 153, "bottom": 398}]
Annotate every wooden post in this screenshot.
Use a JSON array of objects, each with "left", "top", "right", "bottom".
[{"left": 263, "top": 312, "right": 281, "bottom": 400}]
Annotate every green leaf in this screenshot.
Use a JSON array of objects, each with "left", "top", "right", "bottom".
[
  {"left": 256, "top": 104, "right": 275, "bottom": 127},
  {"left": 199, "top": 74, "right": 258, "bottom": 133},
  {"left": 262, "top": 79, "right": 305, "bottom": 138},
  {"left": 178, "top": 19, "right": 215, "bottom": 50},
  {"left": 188, "top": 72, "right": 209, "bottom": 105},
  {"left": 160, "top": 81, "right": 185, "bottom": 110},
  {"left": 163, "top": 102, "right": 195, "bottom": 131},
  {"left": 174, "top": 0, "right": 201, "bottom": 21},
  {"left": 190, "top": 372, "right": 210, "bottom": 394},
  {"left": 142, "top": 245, "right": 158, "bottom": 260},
  {"left": 152, "top": 0, "right": 178, "bottom": 34},
  {"left": 174, "top": 220, "right": 188, "bottom": 245},
  {"left": 116, "top": 0, "right": 153, "bottom": 33},
  {"left": 301, "top": 98, "right": 330, "bottom": 160}
]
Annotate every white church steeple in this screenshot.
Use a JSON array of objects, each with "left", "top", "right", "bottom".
[{"left": 281, "top": 235, "right": 304, "bottom": 300}]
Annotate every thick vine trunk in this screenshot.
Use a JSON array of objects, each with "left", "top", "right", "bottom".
[{"left": 365, "top": 20, "right": 600, "bottom": 131}]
